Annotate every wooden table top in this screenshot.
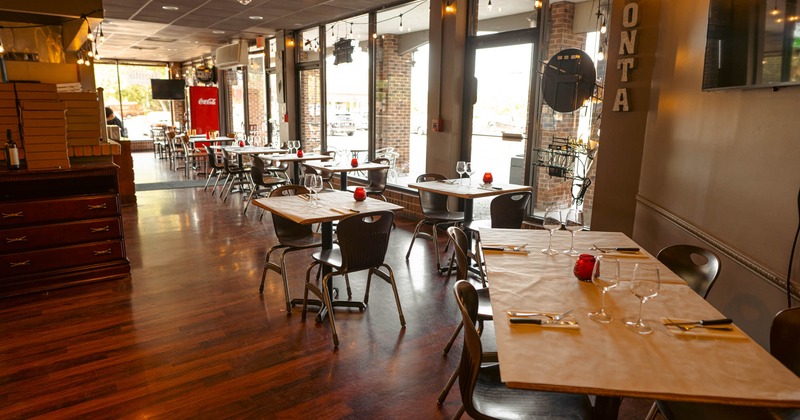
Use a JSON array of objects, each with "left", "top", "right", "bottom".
[
  {"left": 303, "top": 162, "right": 389, "bottom": 173},
  {"left": 214, "top": 146, "right": 287, "bottom": 155},
  {"left": 408, "top": 180, "right": 531, "bottom": 199},
  {"left": 480, "top": 228, "right": 800, "bottom": 408},
  {"left": 267, "top": 154, "right": 334, "bottom": 163},
  {"left": 253, "top": 190, "right": 402, "bottom": 225}
]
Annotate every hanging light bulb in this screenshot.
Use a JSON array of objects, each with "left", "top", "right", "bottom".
[
  {"left": 600, "top": 16, "right": 607, "bottom": 34},
  {"left": 87, "top": 21, "right": 94, "bottom": 41},
  {"left": 85, "top": 56, "right": 91, "bottom": 66},
  {"left": 399, "top": 14, "right": 403, "bottom": 32},
  {"left": 771, "top": 0, "right": 780, "bottom": 15},
  {"left": 597, "top": 47, "right": 605, "bottom": 61},
  {"left": 534, "top": 0, "right": 543, "bottom": 8},
  {"left": 99, "top": 24, "right": 105, "bottom": 43},
  {"left": 488, "top": 0, "right": 493, "bottom": 11},
  {"left": 0, "top": 38, "right": 4, "bottom": 54},
  {"left": 77, "top": 52, "right": 84, "bottom": 65},
  {"left": 87, "top": 48, "right": 94, "bottom": 58}
]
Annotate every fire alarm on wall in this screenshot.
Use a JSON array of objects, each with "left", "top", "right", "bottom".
[{"left": 431, "top": 117, "right": 442, "bottom": 132}]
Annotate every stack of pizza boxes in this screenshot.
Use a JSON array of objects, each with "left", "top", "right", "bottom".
[
  {"left": 16, "top": 83, "right": 70, "bottom": 170},
  {"left": 58, "top": 91, "right": 104, "bottom": 150},
  {"left": 0, "top": 84, "right": 22, "bottom": 164}
]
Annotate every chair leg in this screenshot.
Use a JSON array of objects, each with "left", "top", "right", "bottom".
[
  {"left": 279, "top": 250, "right": 293, "bottom": 313},
  {"left": 443, "top": 320, "right": 463, "bottom": 355},
  {"left": 437, "top": 366, "right": 460, "bottom": 405},
  {"left": 452, "top": 405, "right": 465, "bottom": 420},
  {"left": 405, "top": 220, "right": 425, "bottom": 260},
  {"left": 383, "top": 264, "right": 405, "bottom": 326},
  {"left": 204, "top": 168, "right": 216, "bottom": 190},
  {"left": 644, "top": 402, "right": 660, "bottom": 420},
  {"left": 321, "top": 272, "right": 340, "bottom": 347},
  {"left": 301, "top": 262, "right": 320, "bottom": 321}
]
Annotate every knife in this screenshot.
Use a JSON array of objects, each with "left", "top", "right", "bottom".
[
  {"left": 593, "top": 246, "right": 640, "bottom": 253},
  {"left": 663, "top": 318, "right": 733, "bottom": 327},
  {"left": 509, "top": 318, "right": 577, "bottom": 326}
]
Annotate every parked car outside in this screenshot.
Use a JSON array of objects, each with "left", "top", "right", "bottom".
[{"left": 328, "top": 113, "right": 355, "bottom": 136}]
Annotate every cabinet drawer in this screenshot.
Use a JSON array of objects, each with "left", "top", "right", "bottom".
[
  {"left": 0, "top": 240, "right": 125, "bottom": 277},
  {"left": 0, "top": 218, "right": 122, "bottom": 253},
  {"left": 0, "top": 195, "right": 120, "bottom": 228}
]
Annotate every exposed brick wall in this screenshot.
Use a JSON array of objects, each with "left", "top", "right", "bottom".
[
  {"left": 375, "top": 35, "right": 412, "bottom": 176},
  {"left": 537, "top": 1, "right": 601, "bottom": 224},
  {"left": 299, "top": 68, "right": 321, "bottom": 152},
  {"left": 247, "top": 57, "right": 268, "bottom": 139}
]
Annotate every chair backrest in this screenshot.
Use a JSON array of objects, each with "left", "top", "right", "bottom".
[
  {"left": 771, "top": 306, "right": 800, "bottom": 376},
  {"left": 220, "top": 148, "right": 237, "bottom": 168},
  {"left": 302, "top": 163, "right": 332, "bottom": 180},
  {"left": 656, "top": 245, "right": 721, "bottom": 298},
  {"left": 269, "top": 185, "right": 313, "bottom": 241},
  {"left": 367, "top": 158, "right": 390, "bottom": 191},
  {"left": 415, "top": 173, "right": 450, "bottom": 214},
  {"left": 490, "top": 191, "right": 532, "bottom": 229},
  {"left": 250, "top": 157, "right": 269, "bottom": 188},
  {"left": 454, "top": 280, "right": 484, "bottom": 417},
  {"left": 446, "top": 226, "right": 470, "bottom": 280},
  {"left": 204, "top": 145, "right": 223, "bottom": 170},
  {"left": 336, "top": 210, "right": 394, "bottom": 272}
]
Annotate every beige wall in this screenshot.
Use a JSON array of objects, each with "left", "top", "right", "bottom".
[{"left": 597, "top": 0, "right": 800, "bottom": 346}]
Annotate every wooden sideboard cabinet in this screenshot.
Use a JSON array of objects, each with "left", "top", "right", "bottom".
[{"left": 0, "top": 163, "right": 131, "bottom": 297}]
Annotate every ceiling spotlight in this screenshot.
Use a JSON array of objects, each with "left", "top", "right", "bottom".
[
  {"left": 238, "top": 0, "right": 252, "bottom": 4},
  {"left": 162, "top": 6, "right": 179, "bottom": 11},
  {"left": 249, "top": 16, "right": 263, "bottom": 20}
]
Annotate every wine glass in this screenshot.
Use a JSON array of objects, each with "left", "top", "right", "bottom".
[
  {"left": 465, "top": 162, "right": 475, "bottom": 187},
  {"left": 456, "top": 161, "right": 466, "bottom": 185},
  {"left": 588, "top": 255, "right": 620, "bottom": 323},
  {"left": 311, "top": 174, "right": 323, "bottom": 201},
  {"left": 626, "top": 264, "right": 660, "bottom": 334},
  {"left": 540, "top": 208, "right": 562, "bottom": 255},
  {"left": 563, "top": 209, "right": 584, "bottom": 256},
  {"left": 303, "top": 174, "right": 317, "bottom": 207}
]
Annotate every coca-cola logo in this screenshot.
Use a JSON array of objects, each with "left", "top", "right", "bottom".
[{"left": 198, "top": 98, "right": 217, "bottom": 105}]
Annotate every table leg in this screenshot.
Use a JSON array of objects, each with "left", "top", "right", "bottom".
[
  {"left": 292, "top": 161, "right": 301, "bottom": 184},
  {"left": 339, "top": 172, "right": 348, "bottom": 191},
  {"left": 592, "top": 396, "right": 621, "bottom": 420}
]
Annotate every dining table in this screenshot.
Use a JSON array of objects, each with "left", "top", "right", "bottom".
[
  {"left": 253, "top": 190, "right": 402, "bottom": 316},
  {"left": 302, "top": 161, "right": 389, "bottom": 191},
  {"left": 267, "top": 153, "right": 334, "bottom": 184},
  {"left": 188, "top": 135, "right": 237, "bottom": 147},
  {"left": 407, "top": 179, "right": 531, "bottom": 224},
  {"left": 478, "top": 228, "right": 800, "bottom": 419}
]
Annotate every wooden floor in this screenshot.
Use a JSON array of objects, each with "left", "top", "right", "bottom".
[{"left": 0, "top": 152, "right": 654, "bottom": 419}]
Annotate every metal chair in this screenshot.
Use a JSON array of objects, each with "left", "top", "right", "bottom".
[
  {"left": 302, "top": 211, "right": 405, "bottom": 347},
  {"left": 651, "top": 306, "right": 800, "bottom": 420},
  {"left": 203, "top": 145, "right": 225, "bottom": 194},
  {"left": 259, "top": 185, "right": 321, "bottom": 313},
  {"left": 461, "top": 191, "right": 532, "bottom": 285},
  {"left": 180, "top": 135, "right": 207, "bottom": 178},
  {"left": 405, "top": 173, "right": 464, "bottom": 272},
  {"left": 347, "top": 158, "right": 389, "bottom": 201},
  {"left": 656, "top": 245, "right": 721, "bottom": 298},
  {"left": 437, "top": 226, "right": 495, "bottom": 404},
  {"left": 301, "top": 163, "right": 334, "bottom": 190},
  {"left": 244, "top": 157, "right": 288, "bottom": 214},
  {"left": 452, "top": 280, "right": 593, "bottom": 420},
  {"left": 220, "top": 148, "right": 251, "bottom": 202}
]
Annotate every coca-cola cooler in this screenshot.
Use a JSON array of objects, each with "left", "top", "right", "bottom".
[{"left": 187, "top": 86, "right": 219, "bottom": 135}]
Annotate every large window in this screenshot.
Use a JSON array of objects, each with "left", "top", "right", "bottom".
[
  {"left": 94, "top": 62, "right": 170, "bottom": 139},
  {"left": 376, "top": 1, "right": 430, "bottom": 185},
  {"left": 224, "top": 68, "right": 245, "bottom": 138},
  {"left": 247, "top": 52, "right": 268, "bottom": 145},
  {"left": 325, "top": 14, "right": 369, "bottom": 165}
]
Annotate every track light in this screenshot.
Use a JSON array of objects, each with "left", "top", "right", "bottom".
[
  {"left": 399, "top": 14, "right": 403, "bottom": 32},
  {"left": 99, "top": 24, "right": 105, "bottom": 43},
  {"left": 488, "top": 0, "right": 493, "bottom": 11}
]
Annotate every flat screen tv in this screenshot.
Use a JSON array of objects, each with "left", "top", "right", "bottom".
[
  {"left": 151, "top": 79, "right": 186, "bottom": 100},
  {"left": 703, "top": 0, "right": 800, "bottom": 90}
]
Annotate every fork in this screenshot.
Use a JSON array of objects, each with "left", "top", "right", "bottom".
[
  {"left": 676, "top": 324, "right": 733, "bottom": 332},
  {"left": 508, "top": 309, "right": 573, "bottom": 321}
]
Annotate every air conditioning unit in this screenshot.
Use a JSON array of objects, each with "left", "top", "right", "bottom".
[{"left": 215, "top": 42, "right": 248, "bottom": 69}]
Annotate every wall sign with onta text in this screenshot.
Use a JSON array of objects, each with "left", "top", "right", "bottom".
[{"left": 613, "top": 2, "right": 639, "bottom": 112}]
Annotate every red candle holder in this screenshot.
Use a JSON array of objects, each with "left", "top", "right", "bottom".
[
  {"left": 482, "top": 172, "right": 493, "bottom": 184},
  {"left": 351, "top": 158, "right": 359, "bottom": 167},
  {"left": 573, "top": 254, "right": 596, "bottom": 281},
  {"left": 297, "top": 149, "right": 304, "bottom": 158},
  {"left": 353, "top": 186, "right": 367, "bottom": 201}
]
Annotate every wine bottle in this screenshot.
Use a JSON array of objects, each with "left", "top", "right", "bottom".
[{"left": 5, "top": 129, "right": 20, "bottom": 170}]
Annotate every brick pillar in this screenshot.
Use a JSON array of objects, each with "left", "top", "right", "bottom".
[{"left": 375, "top": 35, "right": 412, "bottom": 175}]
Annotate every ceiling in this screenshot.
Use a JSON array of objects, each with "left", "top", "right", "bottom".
[{"left": 95, "top": 0, "right": 546, "bottom": 63}]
